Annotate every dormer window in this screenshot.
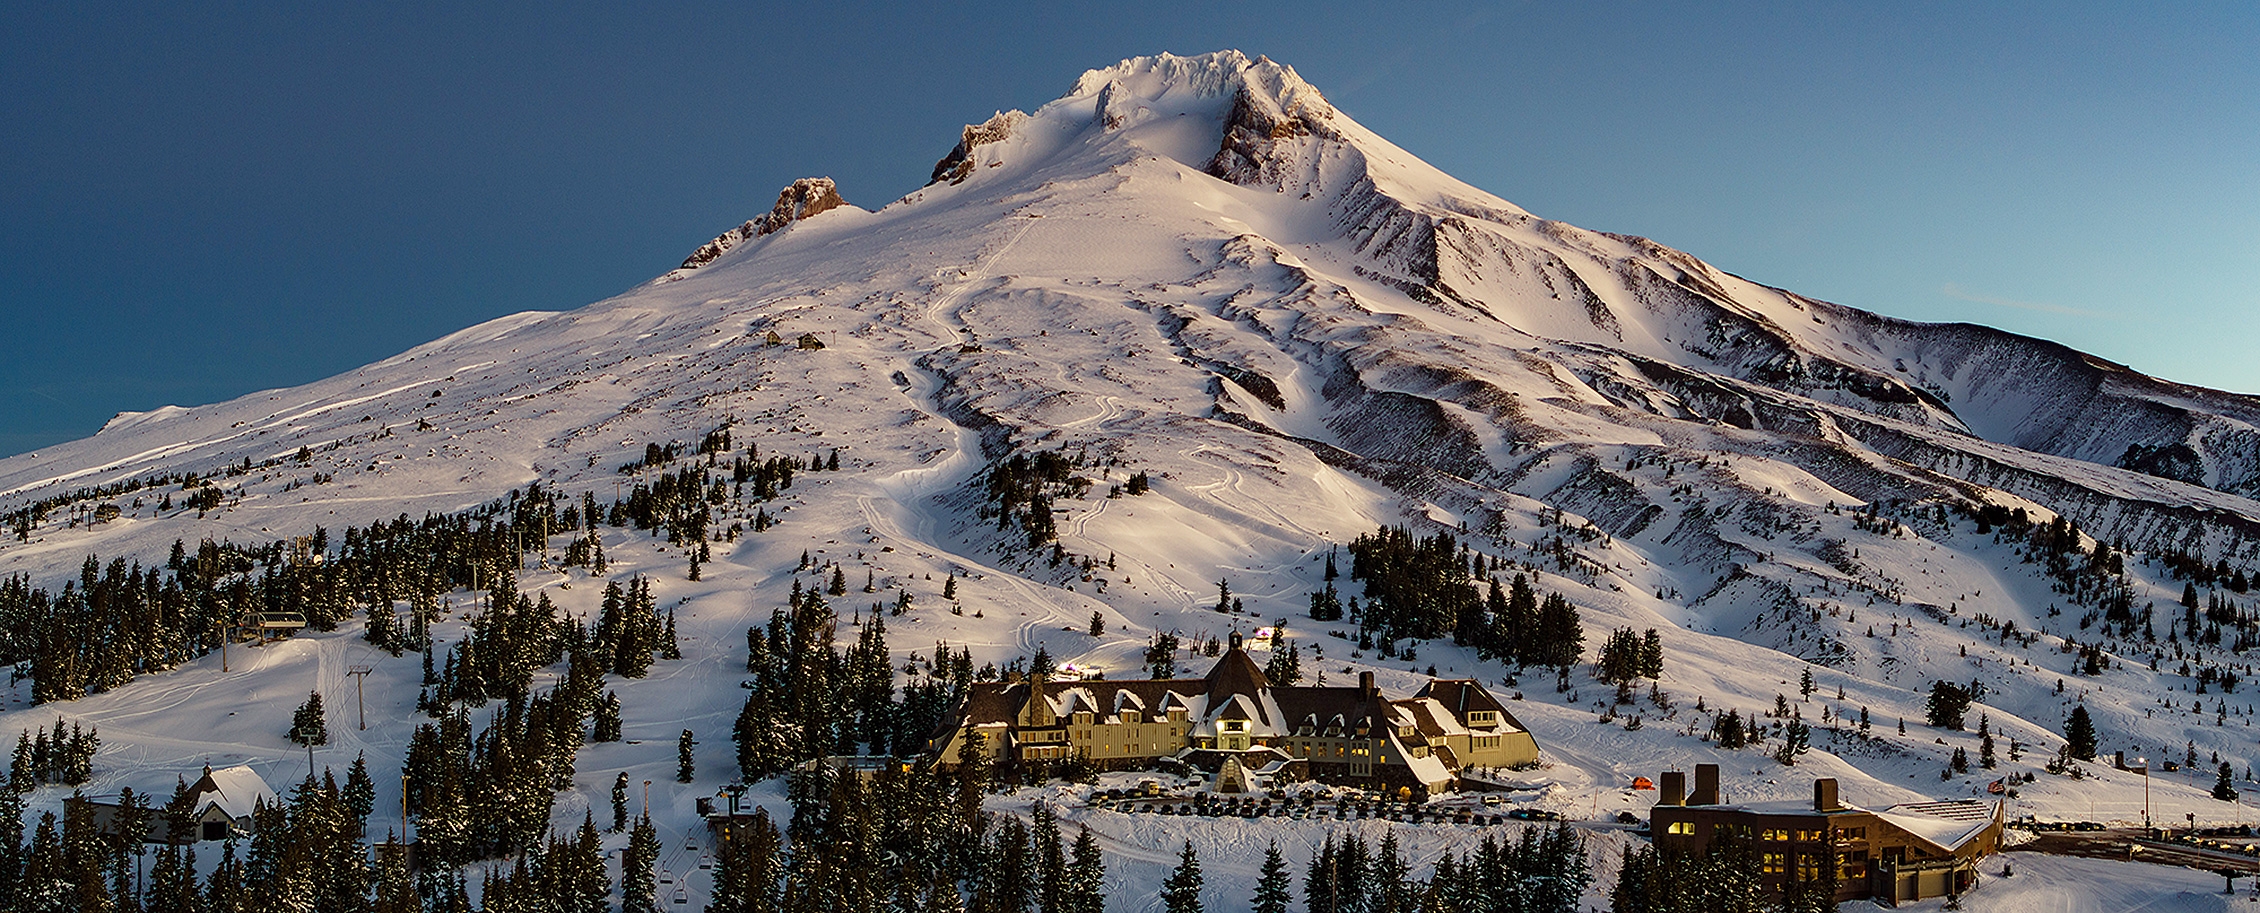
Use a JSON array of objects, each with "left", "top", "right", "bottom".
[
  {"left": 1467, "top": 711, "right": 1497, "bottom": 725},
  {"left": 1222, "top": 720, "right": 1245, "bottom": 733}
]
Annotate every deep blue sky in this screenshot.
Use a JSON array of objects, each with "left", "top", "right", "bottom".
[{"left": 4, "top": 3, "right": 2255, "bottom": 458}]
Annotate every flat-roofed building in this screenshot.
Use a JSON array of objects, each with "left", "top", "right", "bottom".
[{"left": 1649, "top": 764, "right": 2002, "bottom": 904}]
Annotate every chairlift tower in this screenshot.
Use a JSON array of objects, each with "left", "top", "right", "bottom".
[{"left": 346, "top": 665, "right": 373, "bottom": 731}]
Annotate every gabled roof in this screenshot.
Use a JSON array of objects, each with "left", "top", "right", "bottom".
[
  {"left": 189, "top": 765, "right": 276, "bottom": 821},
  {"left": 1411, "top": 679, "right": 1534, "bottom": 734},
  {"left": 1393, "top": 697, "right": 1465, "bottom": 739},
  {"left": 1202, "top": 645, "right": 1272, "bottom": 723},
  {"left": 1271, "top": 685, "right": 1390, "bottom": 735}
]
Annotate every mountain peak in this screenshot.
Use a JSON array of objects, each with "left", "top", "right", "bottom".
[{"left": 1067, "top": 50, "right": 1324, "bottom": 112}]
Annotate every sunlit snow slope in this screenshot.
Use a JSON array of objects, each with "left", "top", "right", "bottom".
[{"left": 6, "top": 51, "right": 2260, "bottom": 859}]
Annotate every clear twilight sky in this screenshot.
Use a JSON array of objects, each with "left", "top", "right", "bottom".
[{"left": 2, "top": 3, "right": 2255, "bottom": 459}]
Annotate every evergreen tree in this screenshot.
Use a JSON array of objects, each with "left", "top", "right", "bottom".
[
  {"left": 706, "top": 808, "right": 779, "bottom": 913},
  {"left": 1924, "top": 681, "right": 1971, "bottom": 730},
  {"left": 611, "top": 773, "right": 630, "bottom": 832},
  {"left": 1161, "top": 841, "right": 1204, "bottom": 913},
  {"left": 1032, "top": 804, "right": 1066, "bottom": 913},
  {"left": 593, "top": 691, "right": 623, "bottom": 742},
  {"left": 20, "top": 812, "right": 67, "bottom": 913},
  {"left": 1611, "top": 844, "right": 1658, "bottom": 913},
  {"left": 344, "top": 752, "right": 377, "bottom": 826},
  {"left": 0, "top": 783, "right": 22, "bottom": 902},
  {"left": 371, "top": 840, "right": 415, "bottom": 913},
  {"left": 678, "top": 729, "right": 697, "bottom": 782},
  {"left": 1065, "top": 826, "right": 1105, "bottom": 913},
  {"left": 1372, "top": 831, "right": 1412, "bottom": 913},
  {"left": 1534, "top": 592, "right": 1584, "bottom": 669},
  {"left": 2216, "top": 762, "right": 2240, "bottom": 802},
  {"left": 2064, "top": 705, "right": 2098, "bottom": 761},
  {"left": 1304, "top": 834, "right": 1338, "bottom": 913},
  {"left": 1254, "top": 841, "right": 1291, "bottom": 913},
  {"left": 622, "top": 815, "right": 658, "bottom": 913},
  {"left": 1264, "top": 641, "right": 1303, "bottom": 685},
  {"left": 205, "top": 835, "right": 246, "bottom": 913},
  {"left": 1501, "top": 574, "right": 1538, "bottom": 662},
  {"left": 289, "top": 691, "right": 330, "bottom": 747}
]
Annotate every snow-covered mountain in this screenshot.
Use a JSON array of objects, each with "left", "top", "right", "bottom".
[{"left": 3, "top": 50, "right": 2257, "bottom": 906}]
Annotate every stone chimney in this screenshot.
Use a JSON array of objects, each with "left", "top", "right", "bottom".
[
  {"left": 1359, "top": 670, "right": 1377, "bottom": 698},
  {"left": 1657, "top": 771, "right": 1686, "bottom": 806},
  {"left": 1814, "top": 777, "right": 1841, "bottom": 812},
  {"left": 1688, "top": 763, "right": 1722, "bottom": 806}
]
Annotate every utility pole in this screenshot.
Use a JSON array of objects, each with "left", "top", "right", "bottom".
[
  {"left": 346, "top": 665, "right": 373, "bottom": 730},
  {"left": 2137, "top": 756, "right": 2151, "bottom": 829}
]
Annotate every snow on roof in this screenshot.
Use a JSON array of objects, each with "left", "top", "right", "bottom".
[
  {"left": 1050, "top": 687, "right": 1099, "bottom": 716},
  {"left": 1874, "top": 801, "right": 1999, "bottom": 854},
  {"left": 1393, "top": 734, "right": 1454, "bottom": 788},
  {"left": 191, "top": 765, "right": 277, "bottom": 821},
  {"left": 1395, "top": 697, "right": 1469, "bottom": 738}
]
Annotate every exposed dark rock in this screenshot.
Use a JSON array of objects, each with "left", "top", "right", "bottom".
[
  {"left": 929, "top": 112, "right": 1023, "bottom": 186},
  {"left": 674, "top": 177, "right": 850, "bottom": 273}
]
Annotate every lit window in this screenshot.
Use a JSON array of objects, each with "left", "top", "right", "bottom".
[{"left": 1665, "top": 822, "right": 1694, "bottom": 835}]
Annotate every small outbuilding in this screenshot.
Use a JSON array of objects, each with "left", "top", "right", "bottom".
[{"left": 179, "top": 764, "right": 278, "bottom": 841}]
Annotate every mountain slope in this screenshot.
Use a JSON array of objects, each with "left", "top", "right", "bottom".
[{"left": 2, "top": 52, "right": 2257, "bottom": 902}]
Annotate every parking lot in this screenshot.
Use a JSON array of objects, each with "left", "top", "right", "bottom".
[{"left": 1087, "top": 788, "right": 1560, "bottom": 828}]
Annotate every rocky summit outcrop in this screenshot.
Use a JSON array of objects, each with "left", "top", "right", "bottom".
[
  {"left": 674, "top": 177, "right": 849, "bottom": 272},
  {"left": 928, "top": 111, "right": 1024, "bottom": 186}
]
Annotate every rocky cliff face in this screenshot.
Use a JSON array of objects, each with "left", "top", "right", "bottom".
[{"left": 671, "top": 177, "right": 851, "bottom": 274}]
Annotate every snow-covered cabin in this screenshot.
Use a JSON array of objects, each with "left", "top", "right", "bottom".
[{"left": 179, "top": 764, "right": 278, "bottom": 841}]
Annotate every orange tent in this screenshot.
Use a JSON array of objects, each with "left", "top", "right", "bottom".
[{"left": 1631, "top": 776, "right": 1655, "bottom": 790}]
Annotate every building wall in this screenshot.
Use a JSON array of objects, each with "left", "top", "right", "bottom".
[
  {"left": 1442, "top": 729, "right": 1540, "bottom": 768},
  {"left": 1064, "top": 715, "right": 1187, "bottom": 760},
  {"left": 1652, "top": 802, "right": 1996, "bottom": 903},
  {"left": 1652, "top": 806, "right": 1871, "bottom": 901}
]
